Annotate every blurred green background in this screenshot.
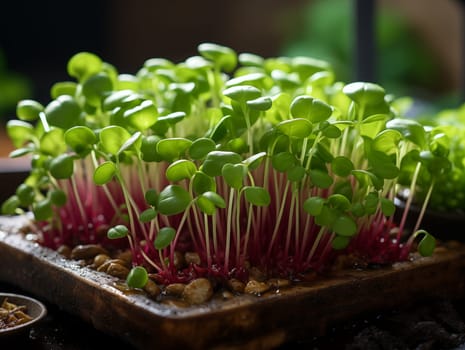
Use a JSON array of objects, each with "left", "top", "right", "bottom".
[{"left": 0, "top": 0, "right": 462, "bottom": 124}]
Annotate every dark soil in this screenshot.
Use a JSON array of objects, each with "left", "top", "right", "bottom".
[{"left": 283, "top": 298, "right": 465, "bottom": 350}]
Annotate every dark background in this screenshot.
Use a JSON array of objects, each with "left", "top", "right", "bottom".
[
  {"left": 0, "top": 0, "right": 463, "bottom": 115},
  {"left": 0, "top": 0, "right": 306, "bottom": 107}
]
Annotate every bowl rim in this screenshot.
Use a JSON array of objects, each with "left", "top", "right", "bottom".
[{"left": 0, "top": 292, "right": 47, "bottom": 336}]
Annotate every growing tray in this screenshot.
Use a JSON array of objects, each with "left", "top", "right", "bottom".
[{"left": 1, "top": 214, "right": 465, "bottom": 349}]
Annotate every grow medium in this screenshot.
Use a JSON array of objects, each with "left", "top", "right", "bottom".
[{"left": 1, "top": 215, "right": 465, "bottom": 350}]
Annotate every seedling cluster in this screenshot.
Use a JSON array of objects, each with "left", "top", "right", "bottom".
[{"left": 2, "top": 43, "right": 439, "bottom": 287}]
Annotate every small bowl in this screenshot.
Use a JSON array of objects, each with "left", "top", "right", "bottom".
[{"left": 0, "top": 293, "right": 47, "bottom": 337}]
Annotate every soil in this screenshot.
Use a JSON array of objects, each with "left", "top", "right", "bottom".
[{"left": 307, "top": 298, "right": 465, "bottom": 350}]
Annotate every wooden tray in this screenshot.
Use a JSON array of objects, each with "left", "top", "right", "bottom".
[{"left": 1, "top": 214, "right": 465, "bottom": 349}]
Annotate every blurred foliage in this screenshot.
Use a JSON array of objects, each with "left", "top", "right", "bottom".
[
  {"left": 0, "top": 49, "right": 32, "bottom": 122},
  {"left": 282, "top": 0, "right": 444, "bottom": 100}
]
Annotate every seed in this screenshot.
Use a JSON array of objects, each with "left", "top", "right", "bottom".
[
  {"left": 268, "top": 278, "right": 291, "bottom": 289},
  {"left": 182, "top": 278, "right": 213, "bottom": 305},
  {"left": 97, "top": 259, "right": 128, "bottom": 273},
  {"left": 106, "top": 262, "right": 129, "bottom": 279},
  {"left": 184, "top": 252, "right": 201, "bottom": 265},
  {"left": 70, "top": 244, "right": 108, "bottom": 260},
  {"left": 227, "top": 278, "right": 246, "bottom": 293},
  {"left": 57, "top": 245, "right": 71, "bottom": 258},
  {"left": 92, "top": 253, "right": 110, "bottom": 268},
  {"left": 144, "top": 279, "right": 162, "bottom": 298},
  {"left": 173, "top": 251, "right": 185, "bottom": 269},
  {"left": 248, "top": 266, "right": 267, "bottom": 282},
  {"left": 244, "top": 280, "right": 270, "bottom": 296},
  {"left": 165, "top": 283, "right": 186, "bottom": 297},
  {"left": 114, "top": 250, "right": 132, "bottom": 267}
]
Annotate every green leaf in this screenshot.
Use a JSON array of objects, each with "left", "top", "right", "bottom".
[
  {"left": 314, "top": 205, "right": 337, "bottom": 227},
  {"left": 290, "top": 96, "right": 332, "bottom": 122},
  {"left": 276, "top": 118, "right": 312, "bottom": 139},
  {"left": 429, "top": 132, "right": 449, "bottom": 158},
  {"left": 107, "top": 224, "right": 129, "bottom": 239},
  {"left": 201, "top": 191, "right": 226, "bottom": 208},
  {"left": 64, "top": 126, "right": 97, "bottom": 155},
  {"left": 372, "top": 129, "right": 402, "bottom": 154},
  {"left": 332, "top": 156, "right": 354, "bottom": 177},
  {"left": 368, "top": 150, "right": 399, "bottom": 179},
  {"left": 99, "top": 125, "right": 132, "bottom": 155},
  {"left": 117, "top": 131, "right": 142, "bottom": 156},
  {"left": 343, "top": 82, "right": 386, "bottom": 106},
  {"left": 416, "top": 230, "right": 436, "bottom": 257},
  {"left": 352, "top": 170, "right": 384, "bottom": 191},
  {"left": 156, "top": 138, "right": 192, "bottom": 162},
  {"left": 6, "top": 120, "right": 35, "bottom": 148},
  {"left": 157, "top": 185, "right": 191, "bottom": 216},
  {"left": 93, "top": 161, "right": 117, "bottom": 185},
  {"left": 192, "top": 171, "right": 216, "bottom": 195},
  {"left": 50, "top": 189, "right": 67, "bottom": 207},
  {"left": 202, "top": 151, "right": 242, "bottom": 177},
  {"left": 243, "top": 152, "right": 267, "bottom": 170},
  {"left": 140, "top": 135, "right": 162, "bottom": 162},
  {"left": 16, "top": 99, "right": 44, "bottom": 121},
  {"left": 380, "top": 197, "right": 396, "bottom": 216},
  {"left": 16, "top": 184, "right": 35, "bottom": 206},
  {"left": 223, "top": 85, "right": 261, "bottom": 103},
  {"left": 332, "top": 235, "right": 351, "bottom": 250},
  {"left": 1, "top": 195, "right": 21, "bottom": 215},
  {"left": 287, "top": 165, "right": 306, "bottom": 182},
  {"left": 271, "top": 152, "right": 297, "bottom": 172},
  {"left": 291, "top": 56, "right": 331, "bottom": 81},
  {"left": 123, "top": 100, "right": 158, "bottom": 131},
  {"left": 189, "top": 138, "right": 216, "bottom": 160},
  {"left": 33, "top": 199, "right": 53, "bottom": 221},
  {"left": 386, "top": 118, "right": 426, "bottom": 148},
  {"left": 198, "top": 42, "right": 237, "bottom": 72},
  {"left": 303, "top": 196, "right": 325, "bottom": 216},
  {"left": 196, "top": 191, "right": 226, "bottom": 215},
  {"left": 49, "top": 154, "right": 74, "bottom": 179},
  {"left": 67, "top": 51, "right": 103, "bottom": 81},
  {"left": 144, "top": 189, "right": 158, "bottom": 206},
  {"left": 82, "top": 72, "right": 113, "bottom": 107},
  {"left": 320, "top": 122, "right": 341, "bottom": 138},
  {"left": 309, "top": 169, "right": 333, "bottom": 189},
  {"left": 243, "top": 186, "right": 270, "bottom": 206},
  {"left": 222, "top": 163, "right": 247, "bottom": 189},
  {"left": 51, "top": 81, "right": 77, "bottom": 99},
  {"left": 364, "top": 192, "right": 379, "bottom": 215},
  {"left": 196, "top": 195, "right": 217, "bottom": 215},
  {"left": 166, "top": 160, "right": 197, "bottom": 182},
  {"left": 226, "top": 72, "right": 266, "bottom": 88},
  {"left": 126, "top": 266, "right": 148, "bottom": 289},
  {"left": 157, "top": 111, "right": 186, "bottom": 126},
  {"left": 40, "top": 128, "right": 66, "bottom": 156},
  {"left": 332, "top": 214, "right": 357, "bottom": 237},
  {"left": 45, "top": 95, "right": 82, "bottom": 129},
  {"left": 238, "top": 52, "right": 264, "bottom": 67},
  {"left": 140, "top": 208, "right": 157, "bottom": 223},
  {"left": 328, "top": 194, "right": 351, "bottom": 211},
  {"left": 246, "top": 96, "right": 272, "bottom": 111},
  {"left": 102, "top": 90, "right": 136, "bottom": 111},
  {"left": 154, "top": 227, "right": 176, "bottom": 249}
]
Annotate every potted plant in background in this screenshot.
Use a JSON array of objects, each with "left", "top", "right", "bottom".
[
  {"left": 394, "top": 101, "right": 465, "bottom": 240},
  {"left": 0, "top": 42, "right": 461, "bottom": 349}
]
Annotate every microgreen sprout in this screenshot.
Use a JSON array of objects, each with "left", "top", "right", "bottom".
[{"left": 2, "top": 43, "right": 441, "bottom": 287}]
